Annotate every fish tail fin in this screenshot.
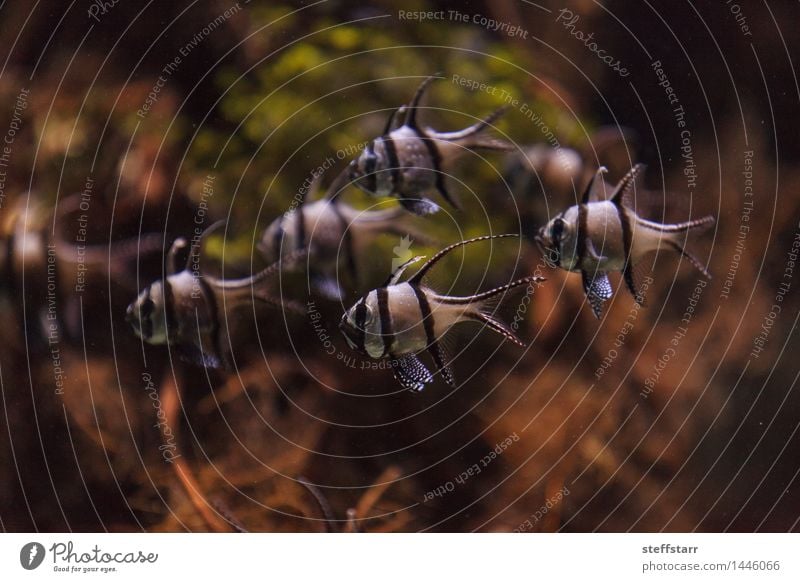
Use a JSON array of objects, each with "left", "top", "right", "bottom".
[
  {"left": 637, "top": 214, "right": 715, "bottom": 234},
  {"left": 466, "top": 311, "right": 526, "bottom": 347},
  {"left": 636, "top": 214, "right": 714, "bottom": 277},
  {"left": 431, "top": 106, "right": 513, "bottom": 151},
  {"left": 439, "top": 275, "right": 545, "bottom": 345},
  {"left": 664, "top": 239, "right": 712, "bottom": 279}
]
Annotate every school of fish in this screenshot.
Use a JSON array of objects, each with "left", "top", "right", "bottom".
[{"left": 6, "top": 75, "right": 712, "bottom": 393}]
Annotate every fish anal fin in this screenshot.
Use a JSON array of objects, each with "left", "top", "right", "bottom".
[
  {"left": 427, "top": 340, "right": 455, "bottom": 387},
  {"left": 625, "top": 258, "right": 655, "bottom": 306},
  {"left": 391, "top": 353, "right": 434, "bottom": 392}
]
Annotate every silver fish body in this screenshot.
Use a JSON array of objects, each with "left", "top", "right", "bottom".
[
  {"left": 536, "top": 165, "right": 715, "bottom": 317},
  {"left": 128, "top": 231, "right": 302, "bottom": 369},
  {"left": 348, "top": 76, "right": 511, "bottom": 216},
  {"left": 340, "top": 234, "right": 544, "bottom": 392},
  {"left": 0, "top": 193, "right": 163, "bottom": 344},
  {"left": 260, "top": 189, "right": 430, "bottom": 300}
]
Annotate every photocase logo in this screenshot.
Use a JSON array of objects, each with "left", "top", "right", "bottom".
[
  {"left": 392, "top": 235, "right": 415, "bottom": 272},
  {"left": 19, "top": 542, "right": 45, "bottom": 570}
]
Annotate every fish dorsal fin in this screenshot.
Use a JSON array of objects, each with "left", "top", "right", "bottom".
[
  {"left": 581, "top": 166, "right": 608, "bottom": 204},
  {"left": 324, "top": 165, "right": 353, "bottom": 202},
  {"left": 382, "top": 107, "right": 403, "bottom": 136},
  {"left": 407, "top": 233, "right": 519, "bottom": 286},
  {"left": 167, "top": 237, "right": 189, "bottom": 276},
  {"left": 610, "top": 163, "right": 645, "bottom": 206},
  {"left": 185, "top": 219, "right": 227, "bottom": 272},
  {"left": 383, "top": 255, "right": 426, "bottom": 287},
  {"left": 404, "top": 74, "right": 442, "bottom": 130},
  {"left": 214, "top": 248, "right": 308, "bottom": 290},
  {"left": 304, "top": 172, "right": 323, "bottom": 205}
]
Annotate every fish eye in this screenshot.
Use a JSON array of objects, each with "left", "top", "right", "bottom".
[
  {"left": 551, "top": 217, "right": 565, "bottom": 243},
  {"left": 363, "top": 304, "right": 375, "bottom": 326},
  {"left": 363, "top": 148, "right": 377, "bottom": 175},
  {"left": 140, "top": 297, "right": 155, "bottom": 319}
]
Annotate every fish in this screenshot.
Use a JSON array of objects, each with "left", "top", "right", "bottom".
[
  {"left": 0, "top": 193, "right": 164, "bottom": 344},
  {"left": 259, "top": 169, "right": 433, "bottom": 300},
  {"left": 339, "top": 234, "right": 545, "bottom": 392},
  {"left": 534, "top": 164, "right": 715, "bottom": 318},
  {"left": 504, "top": 126, "right": 639, "bottom": 241},
  {"left": 347, "top": 75, "right": 512, "bottom": 216},
  {"left": 127, "top": 222, "right": 305, "bottom": 370}
]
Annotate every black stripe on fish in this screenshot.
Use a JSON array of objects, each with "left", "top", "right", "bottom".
[
  {"left": 195, "top": 276, "right": 222, "bottom": 365},
  {"left": 377, "top": 286, "right": 393, "bottom": 357},
  {"left": 295, "top": 204, "right": 306, "bottom": 252},
  {"left": 364, "top": 143, "right": 378, "bottom": 193},
  {"left": 162, "top": 278, "right": 178, "bottom": 334},
  {"left": 411, "top": 127, "right": 457, "bottom": 209},
  {"left": 410, "top": 284, "right": 435, "bottom": 346},
  {"left": 273, "top": 214, "right": 286, "bottom": 262},
  {"left": 353, "top": 297, "right": 368, "bottom": 353},
  {"left": 382, "top": 134, "right": 403, "bottom": 189},
  {"left": 411, "top": 284, "right": 454, "bottom": 386},
  {"left": 614, "top": 203, "right": 639, "bottom": 301},
  {"left": 141, "top": 286, "right": 154, "bottom": 341},
  {"left": 331, "top": 202, "right": 358, "bottom": 283},
  {"left": 576, "top": 203, "right": 589, "bottom": 269}
]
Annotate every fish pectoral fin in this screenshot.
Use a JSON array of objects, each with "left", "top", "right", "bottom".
[
  {"left": 582, "top": 270, "right": 613, "bottom": 318},
  {"left": 177, "top": 343, "right": 225, "bottom": 371},
  {"left": 391, "top": 353, "right": 434, "bottom": 392},
  {"left": 585, "top": 238, "right": 608, "bottom": 263},
  {"left": 427, "top": 340, "right": 456, "bottom": 387},
  {"left": 398, "top": 196, "right": 441, "bottom": 216},
  {"left": 311, "top": 274, "right": 346, "bottom": 301}
]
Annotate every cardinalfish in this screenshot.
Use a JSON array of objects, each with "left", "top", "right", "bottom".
[
  {"left": 127, "top": 223, "right": 304, "bottom": 370},
  {"left": 339, "top": 234, "right": 544, "bottom": 392},
  {"left": 347, "top": 75, "right": 512, "bottom": 216},
  {"left": 535, "top": 164, "right": 715, "bottom": 318},
  {"left": 259, "top": 169, "right": 432, "bottom": 300},
  {"left": 0, "top": 193, "right": 163, "bottom": 343}
]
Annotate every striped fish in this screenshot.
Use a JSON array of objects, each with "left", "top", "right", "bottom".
[
  {"left": 534, "top": 164, "right": 715, "bottom": 318},
  {"left": 0, "top": 193, "right": 163, "bottom": 343},
  {"left": 347, "top": 75, "right": 512, "bottom": 216},
  {"left": 126, "top": 224, "right": 304, "bottom": 370},
  {"left": 339, "top": 234, "right": 544, "bottom": 392},
  {"left": 259, "top": 169, "right": 430, "bottom": 300}
]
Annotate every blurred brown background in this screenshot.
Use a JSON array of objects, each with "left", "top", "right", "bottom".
[{"left": 0, "top": 0, "right": 798, "bottom": 532}]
